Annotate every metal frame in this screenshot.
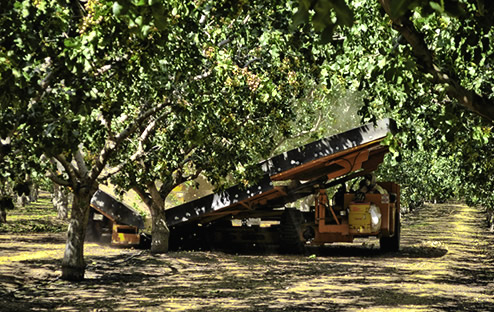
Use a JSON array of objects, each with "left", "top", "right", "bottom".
[{"left": 167, "top": 119, "right": 396, "bottom": 229}]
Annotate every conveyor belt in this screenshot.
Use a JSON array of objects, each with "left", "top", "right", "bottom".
[
  {"left": 166, "top": 118, "right": 396, "bottom": 228},
  {"left": 90, "top": 190, "right": 145, "bottom": 229}
]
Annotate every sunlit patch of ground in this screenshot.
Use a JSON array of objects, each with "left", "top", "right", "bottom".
[
  {"left": 0, "top": 198, "right": 493, "bottom": 311},
  {"left": 0, "top": 195, "right": 67, "bottom": 234}
]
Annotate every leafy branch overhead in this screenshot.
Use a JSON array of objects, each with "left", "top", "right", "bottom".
[
  {"left": 289, "top": 0, "right": 494, "bottom": 225},
  {"left": 295, "top": 0, "right": 494, "bottom": 121}
]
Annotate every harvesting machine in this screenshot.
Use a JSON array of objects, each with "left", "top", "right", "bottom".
[{"left": 166, "top": 118, "right": 400, "bottom": 253}]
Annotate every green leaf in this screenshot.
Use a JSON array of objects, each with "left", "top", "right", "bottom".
[
  {"left": 64, "top": 38, "right": 80, "bottom": 48},
  {"left": 141, "top": 25, "right": 152, "bottom": 36},
  {"left": 429, "top": 1, "right": 444, "bottom": 13},
  {"left": 135, "top": 16, "right": 144, "bottom": 26},
  {"left": 112, "top": 1, "right": 124, "bottom": 16},
  {"left": 133, "top": 0, "right": 147, "bottom": 6}
]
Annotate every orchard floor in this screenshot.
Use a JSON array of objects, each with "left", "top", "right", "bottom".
[{"left": 1, "top": 200, "right": 493, "bottom": 311}]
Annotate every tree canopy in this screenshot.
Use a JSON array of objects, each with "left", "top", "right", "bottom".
[
  {"left": 105, "top": 0, "right": 315, "bottom": 253},
  {"left": 0, "top": 0, "right": 316, "bottom": 279},
  {"left": 1, "top": 0, "right": 494, "bottom": 281},
  {"left": 291, "top": 0, "right": 494, "bottom": 217}
]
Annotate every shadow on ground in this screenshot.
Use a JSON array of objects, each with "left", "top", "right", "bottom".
[{"left": 0, "top": 202, "right": 493, "bottom": 311}]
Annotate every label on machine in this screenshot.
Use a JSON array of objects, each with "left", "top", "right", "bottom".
[{"left": 348, "top": 202, "right": 382, "bottom": 234}]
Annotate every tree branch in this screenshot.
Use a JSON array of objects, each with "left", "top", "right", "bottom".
[
  {"left": 74, "top": 148, "right": 88, "bottom": 178},
  {"left": 379, "top": 0, "right": 494, "bottom": 121},
  {"left": 98, "top": 112, "right": 168, "bottom": 181},
  {"left": 243, "top": 57, "right": 261, "bottom": 68},
  {"left": 176, "top": 169, "right": 203, "bottom": 190},
  {"left": 89, "top": 100, "right": 170, "bottom": 181},
  {"left": 41, "top": 155, "right": 71, "bottom": 187},
  {"left": 46, "top": 171, "right": 71, "bottom": 187},
  {"left": 178, "top": 145, "right": 198, "bottom": 168},
  {"left": 132, "top": 184, "right": 153, "bottom": 209},
  {"left": 148, "top": 181, "right": 165, "bottom": 209},
  {"left": 52, "top": 154, "right": 79, "bottom": 186}
]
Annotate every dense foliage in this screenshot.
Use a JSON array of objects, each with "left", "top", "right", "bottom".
[
  {"left": 105, "top": 0, "right": 320, "bottom": 253},
  {"left": 290, "top": 0, "right": 494, "bottom": 224},
  {"left": 0, "top": 0, "right": 318, "bottom": 279}
]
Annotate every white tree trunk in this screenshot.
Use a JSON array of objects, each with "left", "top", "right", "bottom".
[
  {"left": 52, "top": 183, "right": 70, "bottom": 220},
  {"left": 149, "top": 201, "right": 170, "bottom": 253},
  {"left": 61, "top": 183, "right": 97, "bottom": 281}
]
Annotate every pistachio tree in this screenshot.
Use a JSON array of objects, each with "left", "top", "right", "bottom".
[
  {"left": 107, "top": 0, "right": 320, "bottom": 253},
  {"left": 0, "top": 0, "right": 321, "bottom": 279},
  {"left": 293, "top": 0, "right": 494, "bottom": 220},
  {"left": 1, "top": 0, "right": 180, "bottom": 281}
]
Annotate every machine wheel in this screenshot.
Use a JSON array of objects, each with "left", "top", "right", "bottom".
[
  {"left": 380, "top": 209, "right": 401, "bottom": 252},
  {"left": 279, "top": 208, "right": 306, "bottom": 254}
]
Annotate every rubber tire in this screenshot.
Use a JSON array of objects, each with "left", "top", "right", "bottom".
[
  {"left": 279, "top": 208, "right": 306, "bottom": 254},
  {"left": 379, "top": 211, "right": 401, "bottom": 252},
  {"left": 380, "top": 209, "right": 401, "bottom": 252}
]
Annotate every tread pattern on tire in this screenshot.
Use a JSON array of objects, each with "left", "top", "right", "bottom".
[
  {"left": 280, "top": 208, "right": 306, "bottom": 254},
  {"left": 380, "top": 210, "right": 401, "bottom": 252}
]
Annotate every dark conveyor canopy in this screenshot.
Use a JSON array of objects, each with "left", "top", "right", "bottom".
[
  {"left": 166, "top": 118, "right": 396, "bottom": 227},
  {"left": 90, "top": 190, "right": 145, "bottom": 229}
]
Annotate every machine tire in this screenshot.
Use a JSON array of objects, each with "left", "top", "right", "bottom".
[
  {"left": 279, "top": 208, "right": 306, "bottom": 254},
  {"left": 380, "top": 209, "right": 401, "bottom": 252}
]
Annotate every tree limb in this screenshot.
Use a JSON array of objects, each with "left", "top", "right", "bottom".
[
  {"left": 132, "top": 184, "right": 153, "bottom": 209},
  {"left": 74, "top": 148, "right": 88, "bottom": 178},
  {"left": 175, "top": 169, "right": 203, "bottom": 190},
  {"left": 178, "top": 145, "right": 198, "bottom": 168},
  {"left": 52, "top": 154, "right": 79, "bottom": 186},
  {"left": 89, "top": 100, "right": 169, "bottom": 181},
  {"left": 148, "top": 181, "right": 165, "bottom": 210},
  {"left": 46, "top": 171, "right": 71, "bottom": 187},
  {"left": 379, "top": 0, "right": 494, "bottom": 121},
  {"left": 41, "top": 155, "right": 71, "bottom": 187},
  {"left": 243, "top": 57, "right": 261, "bottom": 68},
  {"left": 98, "top": 112, "right": 168, "bottom": 181}
]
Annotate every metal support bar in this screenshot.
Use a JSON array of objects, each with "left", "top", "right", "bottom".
[
  {"left": 316, "top": 189, "right": 349, "bottom": 235},
  {"left": 328, "top": 204, "right": 340, "bottom": 225}
]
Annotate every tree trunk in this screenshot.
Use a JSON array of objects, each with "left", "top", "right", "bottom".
[
  {"left": 52, "top": 183, "right": 70, "bottom": 220},
  {"left": 488, "top": 210, "right": 494, "bottom": 232},
  {"left": 133, "top": 182, "right": 171, "bottom": 254},
  {"left": 17, "top": 194, "right": 28, "bottom": 207},
  {"left": 149, "top": 201, "right": 170, "bottom": 254},
  {"left": 29, "top": 184, "right": 38, "bottom": 202},
  {"left": 0, "top": 207, "right": 6, "bottom": 224},
  {"left": 0, "top": 197, "right": 11, "bottom": 224},
  {"left": 61, "top": 183, "right": 97, "bottom": 281}
]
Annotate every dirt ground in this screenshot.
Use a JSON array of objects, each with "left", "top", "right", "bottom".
[{"left": 1, "top": 200, "right": 493, "bottom": 311}]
